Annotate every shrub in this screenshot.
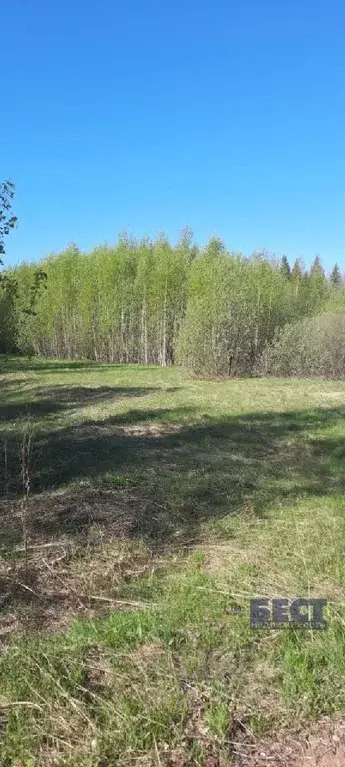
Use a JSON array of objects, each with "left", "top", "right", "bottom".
[{"left": 258, "top": 312, "right": 345, "bottom": 379}]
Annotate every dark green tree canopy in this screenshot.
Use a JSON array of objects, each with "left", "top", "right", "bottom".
[
  {"left": 280, "top": 255, "right": 291, "bottom": 279},
  {"left": 330, "top": 263, "right": 342, "bottom": 286}
]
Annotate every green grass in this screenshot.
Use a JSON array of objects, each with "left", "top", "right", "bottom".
[{"left": 1, "top": 356, "right": 345, "bottom": 764}]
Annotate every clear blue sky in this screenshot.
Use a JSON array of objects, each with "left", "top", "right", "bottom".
[{"left": 2, "top": 0, "right": 345, "bottom": 270}]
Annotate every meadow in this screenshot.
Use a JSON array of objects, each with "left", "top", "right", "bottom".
[{"left": 1, "top": 357, "right": 345, "bottom": 766}]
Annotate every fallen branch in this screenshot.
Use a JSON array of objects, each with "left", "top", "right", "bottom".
[
  {"left": 44, "top": 590, "right": 155, "bottom": 609},
  {"left": 15, "top": 541, "right": 72, "bottom": 552},
  {"left": 42, "top": 558, "right": 85, "bottom": 608},
  {"left": 0, "top": 701, "right": 43, "bottom": 711},
  {"left": 80, "top": 593, "right": 156, "bottom": 609}
]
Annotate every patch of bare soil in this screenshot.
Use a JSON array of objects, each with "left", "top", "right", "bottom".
[
  {"left": 232, "top": 717, "right": 345, "bottom": 766},
  {"left": 0, "top": 484, "right": 165, "bottom": 637},
  {"left": 120, "top": 421, "right": 181, "bottom": 437},
  {"left": 158, "top": 718, "right": 345, "bottom": 767},
  {"left": 160, "top": 682, "right": 223, "bottom": 767}
]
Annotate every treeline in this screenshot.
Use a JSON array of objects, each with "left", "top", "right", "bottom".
[{"left": 1, "top": 231, "right": 345, "bottom": 376}]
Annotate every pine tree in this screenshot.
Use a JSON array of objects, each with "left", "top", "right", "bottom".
[
  {"left": 310, "top": 255, "right": 325, "bottom": 278},
  {"left": 291, "top": 259, "right": 303, "bottom": 280},
  {"left": 304, "top": 255, "right": 328, "bottom": 315},
  {"left": 330, "top": 263, "right": 342, "bottom": 286},
  {"left": 280, "top": 255, "right": 291, "bottom": 279}
]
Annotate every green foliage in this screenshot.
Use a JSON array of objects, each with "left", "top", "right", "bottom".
[
  {"left": 330, "top": 263, "right": 342, "bottom": 286},
  {"left": 0, "top": 179, "right": 17, "bottom": 264},
  {"left": 7, "top": 236, "right": 188, "bottom": 364},
  {"left": 1, "top": 181, "right": 47, "bottom": 349},
  {"left": 2, "top": 234, "right": 345, "bottom": 377},
  {"left": 280, "top": 254, "right": 291, "bottom": 279},
  {"left": 259, "top": 311, "right": 345, "bottom": 378},
  {"left": 0, "top": 179, "right": 19, "bottom": 352},
  {"left": 310, "top": 254, "right": 325, "bottom": 278},
  {"left": 0, "top": 276, "right": 18, "bottom": 353},
  {"left": 177, "top": 249, "right": 313, "bottom": 377}
]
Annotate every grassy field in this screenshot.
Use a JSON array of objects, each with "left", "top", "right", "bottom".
[{"left": 1, "top": 357, "right": 345, "bottom": 766}]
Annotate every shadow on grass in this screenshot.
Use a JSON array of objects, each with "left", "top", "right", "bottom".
[
  {"left": 0, "top": 356, "right": 99, "bottom": 374},
  {"left": 0, "top": 356, "right": 159, "bottom": 375},
  {"left": 0, "top": 379, "right": 34, "bottom": 391},
  {"left": 0, "top": 385, "right": 161, "bottom": 422},
  {"left": 1, "top": 401, "right": 345, "bottom": 552}
]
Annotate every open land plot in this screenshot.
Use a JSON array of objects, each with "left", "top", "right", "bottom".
[{"left": 1, "top": 357, "right": 345, "bottom": 765}]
